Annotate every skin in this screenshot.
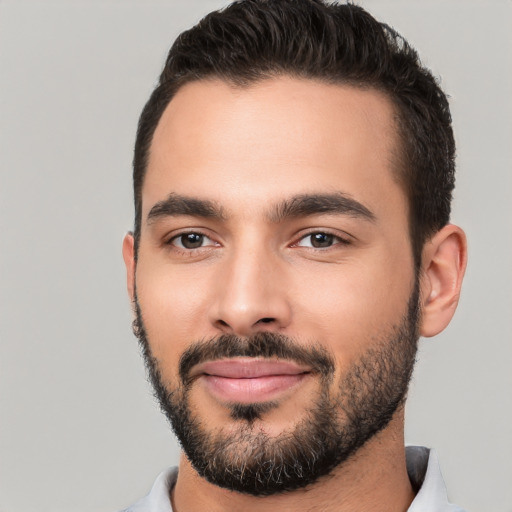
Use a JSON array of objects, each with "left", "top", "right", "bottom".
[{"left": 123, "top": 77, "right": 467, "bottom": 512}]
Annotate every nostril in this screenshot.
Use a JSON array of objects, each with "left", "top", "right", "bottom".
[{"left": 259, "top": 317, "right": 275, "bottom": 324}]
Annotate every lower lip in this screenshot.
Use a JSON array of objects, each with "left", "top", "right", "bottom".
[{"left": 202, "top": 373, "right": 308, "bottom": 403}]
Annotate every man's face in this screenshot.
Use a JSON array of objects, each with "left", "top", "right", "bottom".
[{"left": 128, "top": 77, "right": 419, "bottom": 493}]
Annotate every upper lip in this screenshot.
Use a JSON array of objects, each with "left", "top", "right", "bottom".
[{"left": 192, "top": 358, "right": 311, "bottom": 379}]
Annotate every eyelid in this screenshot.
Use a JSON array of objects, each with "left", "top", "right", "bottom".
[
  {"left": 163, "top": 227, "right": 352, "bottom": 252},
  {"left": 291, "top": 229, "right": 353, "bottom": 248},
  {"left": 166, "top": 229, "right": 220, "bottom": 249}
]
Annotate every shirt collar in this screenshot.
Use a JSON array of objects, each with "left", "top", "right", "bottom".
[{"left": 406, "top": 446, "right": 466, "bottom": 511}]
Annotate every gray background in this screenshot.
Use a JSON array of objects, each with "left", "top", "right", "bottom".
[{"left": 1, "top": 1, "right": 511, "bottom": 511}]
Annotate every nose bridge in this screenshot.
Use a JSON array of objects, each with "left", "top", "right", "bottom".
[{"left": 210, "top": 235, "right": 291, "bottom": 335}]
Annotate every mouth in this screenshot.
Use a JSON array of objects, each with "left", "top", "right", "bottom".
[{"left": 193, "top": 358, "right": 312, "bottom": 403}]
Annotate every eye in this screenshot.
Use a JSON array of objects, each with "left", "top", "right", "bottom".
[
  {"left": 170, "top": 232, "right": 216, "bottom": 250},
  {"left": 295, "top": 232, "right": 348, "bottom": 249}
]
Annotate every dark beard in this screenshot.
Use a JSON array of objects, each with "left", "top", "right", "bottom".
[{"left": 133, "top": 281, "right": 419, "bottom": 496}]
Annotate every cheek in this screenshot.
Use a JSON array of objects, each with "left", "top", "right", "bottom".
[
  {"left": 290, "top": 257, "right": 414, "bottom": 359},
  {"left": 135, "top": 261, "right": 212, "bottom": 369}
]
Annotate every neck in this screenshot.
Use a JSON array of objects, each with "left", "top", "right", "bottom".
[{"left": 172, "top": 411, "right": 415, "bottom": 512}]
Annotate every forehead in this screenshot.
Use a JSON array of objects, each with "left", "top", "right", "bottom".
[{"left": 144, "top": 77, "right": 404, "bottom": 220}]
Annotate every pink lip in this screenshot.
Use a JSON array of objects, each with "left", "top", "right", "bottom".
[{"left": 195, "top": 358, "right": 311, "bottom": 403}]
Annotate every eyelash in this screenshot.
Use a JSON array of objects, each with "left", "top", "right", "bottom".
[
  {"left": 166, "top": 230, "right": 217, "bottom": 254},
  {"left": 165, "top": 229, "right": 351, "bottom": 254},
  {"left": 292, "top": 230, "right": 352, "bottom": 250}
]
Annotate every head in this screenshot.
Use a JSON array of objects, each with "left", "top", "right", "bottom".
[{"left": 123, "top": 0, "right": 466, "bottom": 497}]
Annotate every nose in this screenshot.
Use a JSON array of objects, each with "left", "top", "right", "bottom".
[{"left": 208, "top": 244, "right": 292, "bottom": 336}]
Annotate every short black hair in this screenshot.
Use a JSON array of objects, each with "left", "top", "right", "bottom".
[{"left": 133, "top": 0, "right": 455, "bottom": 268}]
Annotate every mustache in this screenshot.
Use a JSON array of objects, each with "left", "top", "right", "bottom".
[{"left": 179, "top": 332, "right": 335, "bottom": 386}]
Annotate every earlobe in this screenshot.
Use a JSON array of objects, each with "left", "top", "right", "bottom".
[
  {"left": 122, "top": 232, "right": 136, "bottom": 302},
  {"left": 419, "top": 224, "right": 467, "bottom": 338}
]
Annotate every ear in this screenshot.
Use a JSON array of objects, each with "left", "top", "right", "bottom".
[
  {"left": 122, "top": 232, "right": 136, "bottom": 302},
  {"left": 419, "top": 224, "right": 467, "bottom": 337}
]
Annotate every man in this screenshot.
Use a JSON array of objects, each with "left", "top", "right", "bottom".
[{"left": 121, "top": 1, "right": 467, "bottom": 511}]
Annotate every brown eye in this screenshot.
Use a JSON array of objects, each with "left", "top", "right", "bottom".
[
  {"left": 310, "top": 233, "right": 334, "bottom": 248},
  {"left": 172, "top": 232, "right": 207, "bottom": 249},
  {"left": 182, "top": 233, "right": 204, "bottom": 248},
  {"left": 296, "top": 232, "right": 335, "bottom": 248},
  {"left": 295, "top": 232, "right": 349, "bottom": 249}
]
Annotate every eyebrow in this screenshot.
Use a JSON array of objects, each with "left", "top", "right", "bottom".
[
  {"left": 269, "top": 193, "right": 376, "bottom": 223},
  {"left": 147, "top": 193, "right": 226, "bottom": 224},
  {"left": 146, "top": 192, "right": 375, "bottom": 225}
]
